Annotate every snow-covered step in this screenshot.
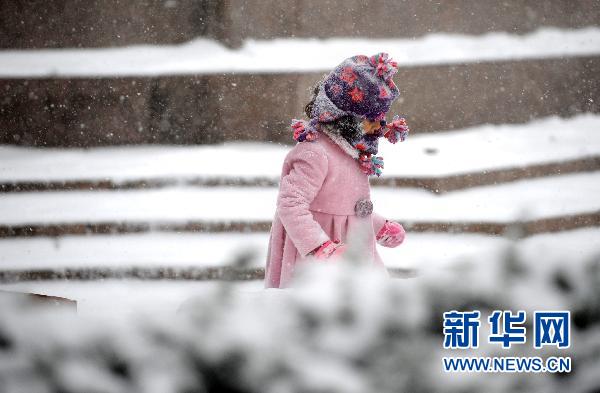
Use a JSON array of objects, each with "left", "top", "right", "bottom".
[
  {"left": 0, "top": 233, "right": 268, "bottom": 270},
  {"left": 0, "top": 266, "right": 266, "bottom": 283},
  {"left": 1, "top": 172, "right": 598, "bottom": 225},
  {"left": 2, "top": 115, "right": 599, "bottom": 193},
  {"left": 2, "top": 28, "right": 600, "bottom": 78},
  {"left": 0, "top": 171, "right": 598, "bottom": 237},
  {"left": 3, "top": 214, "right": 597, "bottom": 238},
  {"left": 0, "top": 231, "right": 498, "bottom": 274},
  {"left": 0, "top": 280, "right": 266, "bottom": 317},
  {"left": 1, "top": 228, "right": 598, "bottom": 312},
  {"left": 2, "top": 228, "right": 599, "bottom": 271}
]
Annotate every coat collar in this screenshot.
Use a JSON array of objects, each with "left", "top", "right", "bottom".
[
  {"left": 319, "top": 124, "right": 360, "bottom": 160},
  {"left": 319, "top": 124, "right": 385, "bottom": 177}
]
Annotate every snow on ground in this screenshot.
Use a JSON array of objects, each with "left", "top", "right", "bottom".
[
  {"left": 1, "top": 228, "right": 599, "bottom": 271},
  {"left": 0, "top": 141, "right": 289, "bottom": 183},
  {"left": 0, "top": 171, "right": 598, "bottom": 225},
  {"left": 0, "top": 233, "right": 269, "bottom": 269},
  {"left": 0, "top": 232, "right": 496, "bottom": 270},
  {"left": 1, "top": 27, "right": 599, "bottom": 77},
  {"left": 1, "top": 227, "right": 598, "bottom": 317},
  {"left": 374, "top": 171, "right": 600, "bottom": 222},
  {"left": 378, "top": 114, "right": 600, "bottom": 177},
  {"left": 1, "top": 115, "right": 598, "bottom": 183},
  {"left": 0, "top": 280, "right": 264, "bottom": 319}
]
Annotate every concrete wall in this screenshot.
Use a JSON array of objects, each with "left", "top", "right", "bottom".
[
  {"left": 2, "top": 57, "right": 598, "bottom": 146},
  {"left": 224, "top": 0, "right": 600, "bottom": 46},
  {"left": 0, "top": 0, "right": 227, "bottom": 48},
  {"left": 2, "top": 0, "right": 599, "bottom": 48},
  {"left": 0, "top": 77, "right": 221, "bottom": 145}
]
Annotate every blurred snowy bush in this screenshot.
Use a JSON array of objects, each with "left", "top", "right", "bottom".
[{"left": 0, "top": 235, "right": 599, "bottom": 393}]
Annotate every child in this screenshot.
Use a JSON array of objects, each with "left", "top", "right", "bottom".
[{"left": 264, "top": 53, "right": 409, "bottom": 289}]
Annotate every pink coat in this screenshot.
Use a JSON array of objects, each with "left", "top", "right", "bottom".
[{"left": 264, "top": 130, "right": 391, "bottom": 288}]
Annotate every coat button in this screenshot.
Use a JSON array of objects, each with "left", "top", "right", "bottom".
[{"left": 354, "top": 198, "right": 373, "bottom": 218}]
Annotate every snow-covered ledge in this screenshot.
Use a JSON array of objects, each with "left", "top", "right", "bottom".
[{"left": 0, "top": 27, "right": 599, "bottom": 78}]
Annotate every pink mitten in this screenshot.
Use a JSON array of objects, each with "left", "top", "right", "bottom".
[
  {"left": 376, "top": 220, "right": 405, "bottom": 248},
  {"left": 309, "top": 240, "right": 347, "bottom": 260}
]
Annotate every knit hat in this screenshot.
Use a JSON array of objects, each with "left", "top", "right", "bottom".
[
  {"left": 291, "top": 52, "right": 409, "bottom": 176},
  {"left": 292, "top": 52, "right": 407, "bottom": 141},
  {"left": 319, "top": 52, "right": 400, "bottom": 121}
]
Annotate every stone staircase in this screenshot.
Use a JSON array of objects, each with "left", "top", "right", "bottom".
[
  {"left": 0, "top": 1, "right": 599, "bottom": 284},
  {"left": 1, "top": 116, "right": 599, "bottom": 283}
]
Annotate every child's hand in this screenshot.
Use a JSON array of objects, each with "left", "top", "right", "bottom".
[
  {"left": 376, "top": 220, "right": 405, "bottom": 248},
  {"left": 309, "top": 240, "right": 347, "bottom": 260}
]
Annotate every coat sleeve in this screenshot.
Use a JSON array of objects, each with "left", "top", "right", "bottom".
[
  {"left": 276, "top": 143, "right": 331, "bottom": 257},
  {"left": 372, "top": 211, "right": 388, "bottom": 236}
]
